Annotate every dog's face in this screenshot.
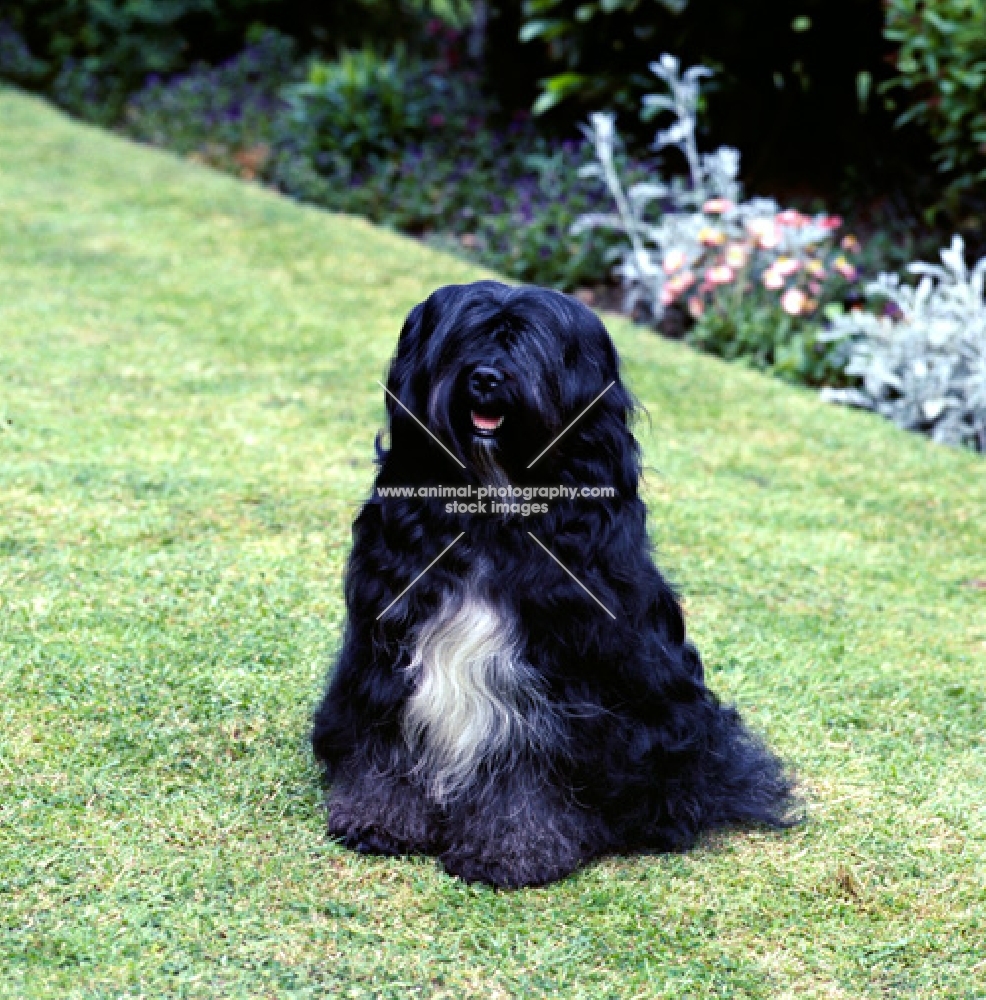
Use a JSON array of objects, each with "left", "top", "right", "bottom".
[{"left": 383, "top": 282, "right": 632, "bottom": 482}]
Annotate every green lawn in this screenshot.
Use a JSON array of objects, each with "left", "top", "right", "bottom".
[{"left": 1, "top": 87, "right": 984, "bottom": 999}]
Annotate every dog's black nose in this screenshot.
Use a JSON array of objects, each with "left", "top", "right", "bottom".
[{"left": 469, "top": 366, "right": 504, "bottom": 395}]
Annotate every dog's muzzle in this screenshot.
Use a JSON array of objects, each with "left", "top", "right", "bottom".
[{"left": 468, "top": 365, "right": 507, "bottom": 437}]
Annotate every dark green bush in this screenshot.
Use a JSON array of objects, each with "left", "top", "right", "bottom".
[
  {"left": 124, "top": 29, "right": 297, "bottom": 174},
  {"left": 687, "top": 301, "right": 848, "bottom": 387},
  {"left": 0, "top": 0, "right": 221, "bottom": 117},
  {"left": 280, "top": 45, "right": 485, "bottom": 166},
  {"left": 0, "top": 0, "right": 449, "bottom": 120},
  {"left": 274, "top": 136, "right": 616, "bottom": 290},
  {"left": 884, "top": 0, "right": 986, "bottom": 203},
  {"left": 0, "top": 18, "right": 44, "bottom": 82}
]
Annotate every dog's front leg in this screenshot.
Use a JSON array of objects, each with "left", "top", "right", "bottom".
[{"left": 440, "top": 765, "right": 606, "bottom": 889}]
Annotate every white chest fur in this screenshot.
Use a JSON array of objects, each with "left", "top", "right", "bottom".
[{"left": 402, "top": 592, "right": 549, "bottom": 802}]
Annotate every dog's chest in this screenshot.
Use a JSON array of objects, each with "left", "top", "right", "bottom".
[{"left": 402, "top": 594, "right": 542, "bottom": 798}]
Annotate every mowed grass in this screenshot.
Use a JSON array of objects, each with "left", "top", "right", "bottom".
[{"left": 1, "top": 88, "right": 984, "bottom": 1000}]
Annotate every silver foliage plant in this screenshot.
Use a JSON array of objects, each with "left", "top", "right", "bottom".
[
  {"left": 574, "top": 54, "right": 844, "bottom": 323},
  {"left": 821, "top": 237, "right": 986, "bottom": 452}
]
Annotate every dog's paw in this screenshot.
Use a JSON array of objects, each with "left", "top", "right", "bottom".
[
  {"left": 326, "top": 788, "right": 445, "bottom": 857},
  {"left": 439, "top": 843, "right": 583, "bottom": 889},
  {"left": 332, "top": 826, "right": 409, "bottom": 858},
  {"left": 327, "top": 803, "right": 418, "bottom": 857}
]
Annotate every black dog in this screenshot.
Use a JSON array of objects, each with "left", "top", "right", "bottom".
[{"left": 312, "top": 281, "right": 794, "bottom": 888}]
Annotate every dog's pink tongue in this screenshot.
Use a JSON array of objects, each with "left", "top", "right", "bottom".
[{"left": 471, "top": 412, "right": 504, "bottom": 431}]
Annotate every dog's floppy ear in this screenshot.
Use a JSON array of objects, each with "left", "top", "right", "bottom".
[
  {"left": 385, "top": 300, "right": 428, "bottom": 410},
  {"left": 377, "top": 287, "right": 467, "bottom": 464},
  {"left": 384, "top": 284, "right": 468, "bottom": 406},
  {"left": 374, "top": 301, "right": 426, "bottom": 464}
]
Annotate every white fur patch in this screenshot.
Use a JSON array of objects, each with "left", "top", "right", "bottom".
[{"left": 403, "top": 589, "right": 550, "bottom": 802}]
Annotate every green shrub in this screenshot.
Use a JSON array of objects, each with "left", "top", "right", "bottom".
[
  {"left": 0, "top": 19, "right": 44, "bottom": 83},
  {"left": 687, "top": 300, "right": 847, "bottom": 387},
  {"left": 884, "top": 0, "right": 986, "bottom": 203},
  {"left": 1, "top": 0, "right": 218, "bottom": 115},
  {"left": 281, "top": 45, "right": 484, "bottom": 166},
  {"left": 0, "top": 1, "right": 451, "bottom": 121},
  {"left": 123, "top": 29, "right": 298, "bottom": 175}
]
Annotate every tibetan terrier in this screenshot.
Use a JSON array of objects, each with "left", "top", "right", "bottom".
[{"left": 312, "top": 281, "right": 795, "bottom": 888}]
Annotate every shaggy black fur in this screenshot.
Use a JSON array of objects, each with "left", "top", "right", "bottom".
[{"left": 312, "top": 280, "right": 796, "bottom": 888}]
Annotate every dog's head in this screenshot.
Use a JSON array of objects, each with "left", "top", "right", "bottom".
[{"left": 380, "top": 281, "right": 638, "bottom": 486}]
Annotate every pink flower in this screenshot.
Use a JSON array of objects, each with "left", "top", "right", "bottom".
[
  {"left": 706, "top": 264, "right": 735, "bottom": 286},
  {"left": 698, "top": 226, "right": 727, "bottom": 247},
  {"left": 667, "top": 270, "right": 696, "bottom": 295},
  {"left": 687, "top": 296, "right": 705, "bottom": 319},
  {"left": 774, "top": 256, "right": 801, "bottom": 278},
  {"left": 781, "top": 288, "right": 808, "bottom": 315},
  {"left": 809, "top": 280, "right": 822, "bottom": 295},
  {"left": 746, "top": 218, "right": 779, "bottom": 249},
  {"left": 702, "top": 197, "right": 735, "bottom": 214},
  {"left": 663, "top": 248, "right": 687, "bottom": 274},
  {"left": 661, "top": 271, "right": 696, "bottom": 305},
  {"left": 805, "top": 259, "right": 826, "bottom": 278},
  {"left": 724, "top": 243, "right": 748, "bottom": 269},
  {"left": 841, "top": 234, "right": 860, "bottom": 253},
  {"left": 833, "top": 255, "right": 857, "bottom": 281},
  {"left": 762, "top": 268, "right": 784, "bottom": 290},
  {"left": 776, "top": 209, "right": 806, "bottom": 227},
  {"left": 818, "top": 214, "right": 843, "bottom": 230}
]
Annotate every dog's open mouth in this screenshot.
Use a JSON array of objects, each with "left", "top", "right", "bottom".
[{"left": 471, "top": 411, "right": 504, "bottom": 437}]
